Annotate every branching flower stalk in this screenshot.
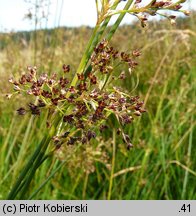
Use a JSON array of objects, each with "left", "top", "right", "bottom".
[
  {"left": 70, "top": 0, "right": 135, "bottom": 88},
  {"left": 7, "top": 0, "right": 189, "bottom": 199}
]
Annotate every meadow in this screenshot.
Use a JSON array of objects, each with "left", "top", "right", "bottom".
[{"left": 0, "top": 7, "right": 195, "bottom": 199}]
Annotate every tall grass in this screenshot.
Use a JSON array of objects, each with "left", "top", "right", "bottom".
[{"left": 0, "top": 1, "right": 195, "bottom": 200}]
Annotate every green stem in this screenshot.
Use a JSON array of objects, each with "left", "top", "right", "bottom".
[
  {"left": 182, "top": 117, "right": 193, "bottom": 199},
  {"left": 7, "top": 115, "right": 61, "bottom": 199},
  {"left": 106, "top": 0, "right": 134, "bottom": 41},
  {"left": 84, "top": 0, "right": 134, "bottom": 77},
  {"left": 28, "top": 161, "right": 65, "bottom": 200},
  {"left": 7, "top": 136, "right": 48, "bottom": 199},
  {"left": 18, "top": 124, "right": 62, "bottom": 199},
  {"left": 18, "top": 148, "right": 49, "bottom": 200},
  {"left": 28, "top": 144, "right": 81, "bottom": 200},
  {"left": 69, "top": 24, "right": 100, "bottom": 88},
  {"left": 108, "top": 128, "right": 116, "bottom": 200},
  {"left": 72, "top": 1, "right": 120, "bottom": 81},
  {"left": 82, "top": 173, "right": 89, "bottom": 199},
  {"left": 12, "top": 115, "right": 34, "bottom": 179}
]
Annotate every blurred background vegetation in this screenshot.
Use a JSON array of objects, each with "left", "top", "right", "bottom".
[{"left": 0, "top": 8, "right": 195, "bottom": 199}]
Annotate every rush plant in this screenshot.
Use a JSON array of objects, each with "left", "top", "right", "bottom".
[{"left": 7, "top": 0, "right": 189, "bottom": 199}]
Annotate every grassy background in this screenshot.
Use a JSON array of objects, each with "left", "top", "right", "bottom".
[{"left": 0, "top": 13, "right": 195, "bottom": 199}]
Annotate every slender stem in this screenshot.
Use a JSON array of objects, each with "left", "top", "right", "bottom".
[
  {"left": 12, "top": 115, "right": 34, "bottom": 179},
  {"left": 68, "top": 0, "right": 119, "bottom": 91},
  {"left": 28, "top": 161, "right": 64, "bottom": 199},
  {"left": 77, "top": 1, "right": 120, "bottom": 79},
  {"left": 7, "top": 136, "right": 47, "bottom": 199},
  {"left": 1, "top": 115, "right": 16, "bottom": 175},
  {"left": 108, "top": 128, "right": 116, "bottom": 200},
  {"left": 28, "top": 144, "right": 81, "bottom": 199},
  {"left": 95, "top": 0, "right": 99, "bottom": 20},
  {"left": 20, "top": 116, "right": 61, "bottom": 198},
  {"left": 69, "top": 24, "right": 100, "bottom": 88},
  {"left": 182, "top": 117, "right": 193, "bottom": 199},
  {"left": 82, "top": 173, "right": 89, "bottom": 199},
  {"left": 18, "top": 147, "right": 49, "bottom": 199},
  {"left": 106, "top": 0, "right": 134, "bottom": 41},
  {"left": 7, "top": 115, "right": 61, "bottom": 199},
  {"left": 84, "top": 0, "right": 134, "bottom": 78}
]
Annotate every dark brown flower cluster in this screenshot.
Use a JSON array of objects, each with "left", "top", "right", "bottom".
[
  {"left": 8, "top": 65, "right": 71, "bottom": 116},
  {"left": 52, "top": 86, "right": 145, "bottom": 150},
  {"left": 8, "top": 40, "right": 145, "bottom": 150},
  {"left": 133, "top": 0, "right": 189, "bottom": 27},
  {"left": 134, "top": 0, "right": 186, "bottom": 10},
  {"left": 90, "top": 39, "right": 141, "bottom": 74}
]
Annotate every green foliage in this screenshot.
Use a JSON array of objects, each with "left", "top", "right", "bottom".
[{"left": 0, "top": 12, "right": 195, "bottom": 199}]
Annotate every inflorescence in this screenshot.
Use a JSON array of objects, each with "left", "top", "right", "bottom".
[
  {"left": 8, "top": 40, "right": 145, "bottom": 150},
  {"left": 99, "top": 0, "right": 189, "bottom": 27}
]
